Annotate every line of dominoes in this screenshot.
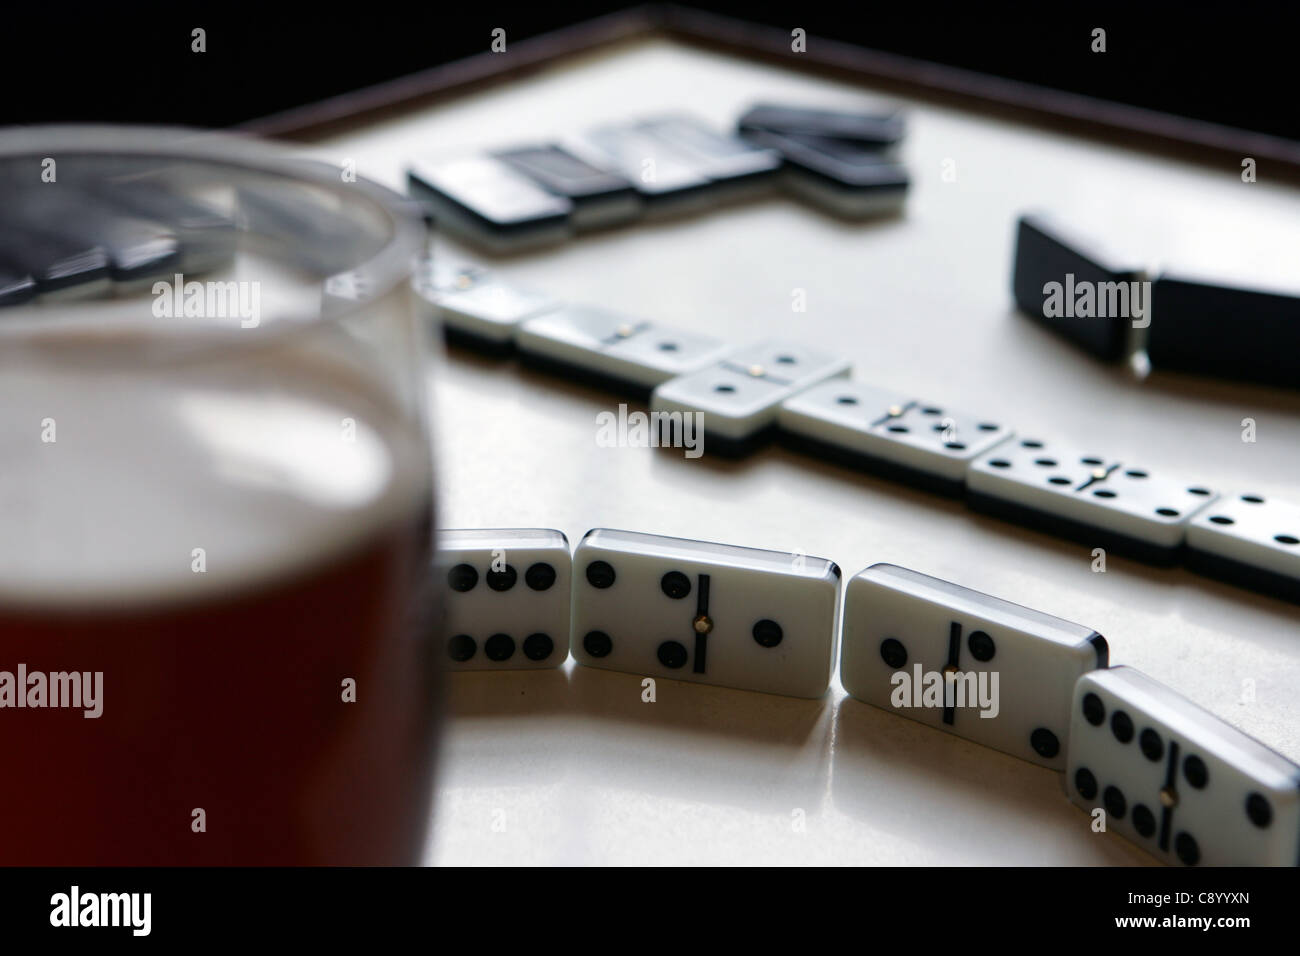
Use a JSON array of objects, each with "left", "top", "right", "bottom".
[
  {"left": 439, "top": 526, "right": 1300, "bottom": 866},
  {"left": 415, "top": 258, "right": 1300, "bottom": 607}
]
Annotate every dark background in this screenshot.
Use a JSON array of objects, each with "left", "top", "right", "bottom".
[{"left": 2, "top": 3, "right": 1294, "bottom": 142}]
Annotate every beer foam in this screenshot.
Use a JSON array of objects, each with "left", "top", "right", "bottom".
[{"left": 0, "top": 333, "right": 431, "bottom": 610}]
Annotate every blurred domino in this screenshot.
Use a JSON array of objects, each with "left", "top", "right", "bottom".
[
  {"left": 739, "top": 127, "right": 908, "bottom": 219},
  {"left": 570, "top": 529, "right": 841, "bottom": 698},
  {"left": 966, "top": 437, "right": 1218, "bottom": 565},
  {"left": 1067, "top": 666, "right": 1300, "bottom": 866},
  {"left": 1011, "top": 214, "right": 1147, "bottom": 361},
  {"left": 8, "top": 186, "right": 180, "bottom": 291},
  {"left": 651, "top": 341, "right": 851, "bottom": 456},
  {"left": 437, "top": 529, "right": 571, "bottom": 670},
  {"left": 97, "top": 179, "right": 236, "bottom": 275},
  {"left": 0, "top": 265, "right": 37, "bottom": 307},
  {"left": 516, "top": 304, "right": 731, "bottom": 397},
  {"left": 407, "top": 155, "right": 573, "bottom": 252},
  {"left": 841, "top": 563, "right": 1108, "bottom": 768},
  {"left": 1185, "top": 492, "right": 1300, "bottom": 605},
  {"left": 0, "top": 223, "right": 110, "bottom": 301},
  {"left": 637, "top": 114, "right": 781, "bottom": 200},
  {"left": 778, "top": 379, "right": 1013, "bottom": 495},
  {"left": 738, "top": 103, "right": 906, "bottom": 147},
  {"left": 493, "top": 143, "right": 641, "bottom": 230},
  {"left": 568, "top": 123, "right": 715, "bottom": 217},
  {"left": 412, "top": 258, "right": 558, "bottom": 352},
  {"left": 1148, "top": 274, "right": 1300, "bottom": 389}
]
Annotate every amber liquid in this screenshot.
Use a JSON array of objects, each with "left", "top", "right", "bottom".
[{"left": 0, "top": 504, "right": 439, "bottom": 866}]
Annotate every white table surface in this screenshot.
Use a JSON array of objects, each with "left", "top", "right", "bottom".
[{"left": 310, "top": 37, "right": 1300, "bottom": 865}]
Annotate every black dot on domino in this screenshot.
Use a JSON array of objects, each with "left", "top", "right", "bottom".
[
  {"left": 1246, "top": 792, "right": 1273, "bottom": 828},
  {"left": 1132, "top": 804, "right": 1156, "bottom": 838},
  {"left": 967, "top": 630, "right": 995, "bottom": 662},
  {"left": 1183, "top": 754, "right": 1208, "bottom": 789},
  {"left": 661, "top": 571, "right": 691, "bottom": 599},
  {"left": 448, "top": 634, "right": 476, "bottom": 662},
  {"left": 586, "top": 561, "right": 616, "bottom": 589},
  {"left": 525, "top": 562, "right": 556, "bottom": 591},
  {"left": 880, "top": 638, "right": 907, "bottom": 669},
  {"left": 448, "top": 564, "right": 478, "bottom": 592},
  {"left": 1074, "top": 767, "right": 1098, "bottom": 800},
  {"left": 1174, "top": 832, "right": 1200, "bottom": 866},
  {"left": 485, "top": 633, "right": 515, "bottom": 661},
  {"left": 583, "top": 630, "right": 612, "bottom": 657},
  {"left": 752, "top": 619, "right": 783, "bottom": 648},
  {"left": 1030, "top": 728, "right": 1059, "bottom": 758},
  {"left": 1082, "top": 692, "right": 1105, "bottom": 726},
  {"left": 1111, "top": 709, "right": 1134, "bottom": 744},
  {"left": 1103, "top": 785, "right": 1127, "bottom": 819},
  {"left": 1139, "top": 728, "right": 1164, "bottom": 761},
  {"left": 523, "top": 633, "right": 553, "bottom": 661},
  {"left": 486, "top": 565, "right": 517, "bottom": 591},
  {"left": 657, "top": 640, "right": 688, "bottom": 669}
]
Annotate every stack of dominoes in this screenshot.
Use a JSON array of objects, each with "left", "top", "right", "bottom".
[
  {"left": 416, "top": 263, "right": 1300, "bottom": 608},
  {"left": 405, "top": 105, "right": 910, "bottom": 252},
  {"left": 438, "top": 526, "right": 1300, "bottom": 867}
]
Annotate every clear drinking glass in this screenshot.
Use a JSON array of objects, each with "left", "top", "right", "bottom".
[{"left": 0, "top": 126, "right": 439, "bottom": 864}]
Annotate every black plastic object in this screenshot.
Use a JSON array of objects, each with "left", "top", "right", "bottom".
[
  {"left": 738, "top": 103, "right": 906, "bottom": 146},
  {"left": 1148, "top": 276, "right": 1300, "bottom": 389},
  {"left": 1011, "top": 214, "right": 1145, "bottom": 361}
]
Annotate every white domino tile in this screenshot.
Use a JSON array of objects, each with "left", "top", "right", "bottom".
[
  {"left": 1067, "top": 666, "right": 1300, "bottom": 866},
  {"left": 570, "top": 528, "right": 841, "bottom": 698},
  {"left": 1186, "top": 492, "right": 1300, "bottom": 588},
  {"left": 517, "top": 304, "right": 732, "bottom": 390},
  {"left": 841, "top": 563, "right": 1107, "bottom": 768},
  {"left": 651, "top": 341, "right": 851, "bottom": 445},
  {"left": 438, "top": 529, "right": 571, "bottom": 670},
  {"left": 967, "top": 437, "right": 1218, "bottom": 552},
  {"left": 778, "top": 379, "right": 1013, "bottom": 488}
]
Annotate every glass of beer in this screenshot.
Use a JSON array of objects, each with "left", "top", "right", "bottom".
[{"left": 0, "top": 127, "right": 439, "bottom": 864}]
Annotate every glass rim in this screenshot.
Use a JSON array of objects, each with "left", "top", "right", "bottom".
[{"left": 0, "top": 123, "right": 425, "bottom": 344}]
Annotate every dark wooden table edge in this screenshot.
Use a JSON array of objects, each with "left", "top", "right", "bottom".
[{"left": 237, "top": 3, "right": 1300, "bottom": 184}]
